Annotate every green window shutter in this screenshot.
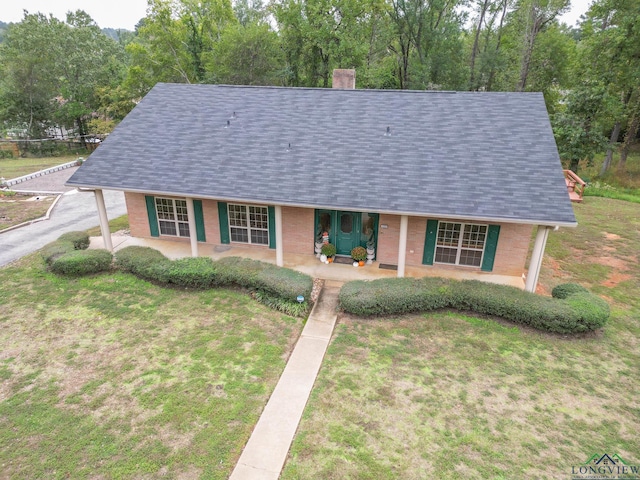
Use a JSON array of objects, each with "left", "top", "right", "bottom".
[
  {"left": 268, "top": 206, "right": 276, "bottom": 249},
  {"left": 193, "top": 200, "right": 206, "bottom": 242},
  {"left": 481, "top": 225, "right": 501, "bottom": 272},
  {"left": 217, "top": 201, "right": 230, "bottom": 244},
  {"left": 145, "top": 195, "right": 159, "bottom": 237},
  {"left": 422, "top": 219, "right": 439, "bottom": 265}
]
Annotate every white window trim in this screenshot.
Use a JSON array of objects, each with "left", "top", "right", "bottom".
[
  {"left": 434, "top": 221, "right": 487, "bottom": 268},
  {"left": 228, "top": 203, "right": 269, "bottom": 246},
  {"left": 155, "top": 197, "right": 190, "bottom": 238}
]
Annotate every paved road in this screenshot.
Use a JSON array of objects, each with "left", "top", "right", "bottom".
[{"left": 0, "top": 168, "right": 126, "bottom": 267}]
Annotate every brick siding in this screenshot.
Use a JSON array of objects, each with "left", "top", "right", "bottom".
[
  {"left": 282, "top": 207, "right": 314, "bottom": 255},
  {"left": 375, "top": 213, "right": 530, "bottom": 275},
  {"left": 125, "top": 193, "right": 530, "bottom": 276}
]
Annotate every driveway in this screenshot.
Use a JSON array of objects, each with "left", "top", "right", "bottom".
[{"left": 0, "top": 167, "right": 126, "bottom": 267}]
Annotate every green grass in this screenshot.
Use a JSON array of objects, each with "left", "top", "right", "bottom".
[
  {"left": 282, "top": 196, "right": 640, "bottom": 479},
  {"left": 0, "top": 155, "right": 79, "bottom": 179},
  {"left": 583, "top": 182, "right": 640, "bottom": 203},
  {"left": 85, "top": 214, "right": 130, "bottom": 235},
  {"left": 0, "top": 253, "right": 303, "bottom": 479}
]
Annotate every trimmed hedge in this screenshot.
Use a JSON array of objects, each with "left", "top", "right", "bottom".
[
  {"left": 552, "top": 283, "right": 589, "bottom": 299},
  {"left": 42, "top": 231, "right": 112, "bottom": 275},
  {"left": 114, "top": 246, "right": 171, "bottom": 278},
  {"left": 57, "top": 231, "right": 90, "bottom": 250},
  {"left": 114, "top": 247, "right": 313, "bottom": 306},
  {"left": 50, "top": 249, "right": 113, "bottom": 276},
  {"left": 339, "top": 277, "right": 609, "bottom": 334},
  {"left": 42, "top": 241, "right": 74, "bottom": 265}
]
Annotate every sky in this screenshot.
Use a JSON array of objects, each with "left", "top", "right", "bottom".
[{"left": 4, "top": 0, "right": 593, "bottom": 31}]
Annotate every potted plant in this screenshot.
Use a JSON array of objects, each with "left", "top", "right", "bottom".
[
  {"left": 366, "top": 238, "right": 375, "bottom": 264},
  {"left": 321, "top": 243, "right": 336, "bottom": 264},
  {"left": 351, "top": 246, "right": 367, "bottom": 266}
]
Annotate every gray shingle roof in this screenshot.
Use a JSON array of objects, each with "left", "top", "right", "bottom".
[{"left": 67, "top": 83, "right": 576, "bottom": 226}]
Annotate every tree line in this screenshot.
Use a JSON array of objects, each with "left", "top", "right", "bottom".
[{"left": 0, "top": 0, "right": 638, "bottom": 174}]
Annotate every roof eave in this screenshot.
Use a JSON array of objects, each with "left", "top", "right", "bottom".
[{"left": 67, "top": 182, "right": 578, "bottom": 228}]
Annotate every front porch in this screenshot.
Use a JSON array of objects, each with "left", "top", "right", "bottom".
[{"left": 89, "top": 234, "right": 526, "bottom": 287}]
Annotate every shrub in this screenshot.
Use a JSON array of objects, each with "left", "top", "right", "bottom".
[
  {"left": 114, "top": 249, "right": 313, "bottom": 308},
  {"left": 41, "top": 240, "right": 74, "bottom": 265},
  {"left": 254, "top": 291, "right": 310, "bottom": 318},
  {"left": 50, "top": 249, "right": 113, "bottom": 276},
  {"left": 339, "top": 277, "right": 609, "bottom": 333},
  {"left": 115, "top": 246, "right": 170, "bottom": 278},
  {"left": 351, "top": 246, "right": 367, "bottom": 262},
  {"left": 564, "top": 292, "right": 610, "bottom": 332},
  {"left": 339, "top": 277, "right": 450, "bottom": 316},
  {"left": 551, "top": 283, "right": 589, "bottom": 299},
  {"left": 216, "top": 257, "right": 313, "bottom": 301},
  {"left": 321, "top": 243, "right": 336, "bottom": 257},
  {"left": 57, "top": 231, "right": 90, "bottom": 250},
  {"left": 162, "top": 257, "right": 218, "bottom": 288}
]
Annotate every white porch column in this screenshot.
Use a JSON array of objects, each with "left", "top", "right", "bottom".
[
  {"left": 525, "top": 225, "right": 551, "bottom": 293},
  {"left": 185, "top": 197, "right": 198, "bottom": 258},
  {"left": 275, "top": 205, "right": 284, "bottom": 267},
  {"left": 397, "top": 215, "right": 409, "bottom": 278},
  {"left": 94, "top": 189, "right": 113, "bottom": 252}
]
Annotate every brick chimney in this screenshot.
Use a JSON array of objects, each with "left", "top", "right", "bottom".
[{"left": 332, "top": 69, "right": 356, "bottom": 89}]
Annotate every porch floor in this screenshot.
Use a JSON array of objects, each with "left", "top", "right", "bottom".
[{"left": 89, "top": 235, "right": 525, "bottom": 288}]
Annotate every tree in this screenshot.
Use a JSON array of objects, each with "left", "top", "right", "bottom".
[
  {"left": 54, "top": 11, "right": 127, "bottom": 144},
  {"left": 126, "top": 0, "right": 236, "bottom": 89},
  {"left": 514, "top": 0, "right": 569, "bottom": 91},
  {"left": 273, "top": 0, "right": 383, "bottom": 87},
  {"left": 552, "top": 86, "right": 609, "bottom": 173},
  {"left": 575, "top": 0, "right": 640, "bottom": 174},
  {"left": 387, "top": 0, "right": 467, "bottom": 89},
  {"left": 211, "top": 23, "right": 284, "bottom": 85},
  {"left": 0, "top": 13, "right": 62, "bottom": 137},
  {"left": 0, "top": 11, "right": 128, "bottom": 141}
]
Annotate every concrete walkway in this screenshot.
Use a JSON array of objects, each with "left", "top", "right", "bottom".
[{"left": 229, "top": 281, "right": 341, "bottom": 480}]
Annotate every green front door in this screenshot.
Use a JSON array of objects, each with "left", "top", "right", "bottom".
[{"left": 336, "top": 211, "right": 359, "bottom": 256}]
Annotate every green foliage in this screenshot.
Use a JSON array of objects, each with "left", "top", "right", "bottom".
[
  {"left": 211, "top": 23, "right": 284, "bottom": 85},
  {"left": 339, "top": 277, "right": 451, "bottom": 316},
  {"left": 41, "top": 231, "right": 111, "bottom": 275},
  {"left": 57, "top": 231, "right": 90, "bottom": 250},
  {"left": 339, "top": 277, "right": 609, "bottom": 333},
  {"left": 215, "top": 257, "right": 313, "bottom": 301},
  {"left": 551, "top": 282, "right": 589, "bottom": 299},
  {"left": 114, "top": 247, "right": 313, "bottom": 307},
  {"left": 50, "top": 249, "right": 113, "bottom": 276},
  {"left": 552, "top": 85, "right": 610, "bottom": 172},
  {"left": 41, "top": 241, "right": 74, "bottom": 266},
  {"left": 350, "top": 246, "right": 367, "bottom": 262},
  {"left": 0, "top": 11, "right": 127, "bottom": 139},
  {"left": 159, "top": 257, "right": 219, "bottom": 289},
  {"left": 321, "top": 243, "right": 336, "bottom": 257},
  {"left": 254, "top": 291, "right": 310, "bottom": 318},
  {"left": 113, "top": 246, "right": 170, "bottom": 278}
]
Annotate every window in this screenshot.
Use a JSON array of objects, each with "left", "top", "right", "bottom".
[
  {"left": 155, "top": 197, "right": 190, "bottom": 237},
  {"left": 435, "top": 222, "right": 487, "bottom": 267},
  {"left": 228, "top": 204, "right": 269, "bottom": 245}
]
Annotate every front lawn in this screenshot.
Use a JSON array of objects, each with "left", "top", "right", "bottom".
[
  {"left": 0, "top": 254, "right": 303, "bottom": 478},
  {"left": 0, "top": 193, "right": 55, "bottom": 230},
  {"left": 0, "top": 155, "right": 78, "bottom": 179},
  {"left": 282, "top": 197, "right": 640, "bottom": 479}
]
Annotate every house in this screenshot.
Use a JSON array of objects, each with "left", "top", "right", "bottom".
[{"left": 66, "top": 70, "right": 576, "bottom": 292}]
